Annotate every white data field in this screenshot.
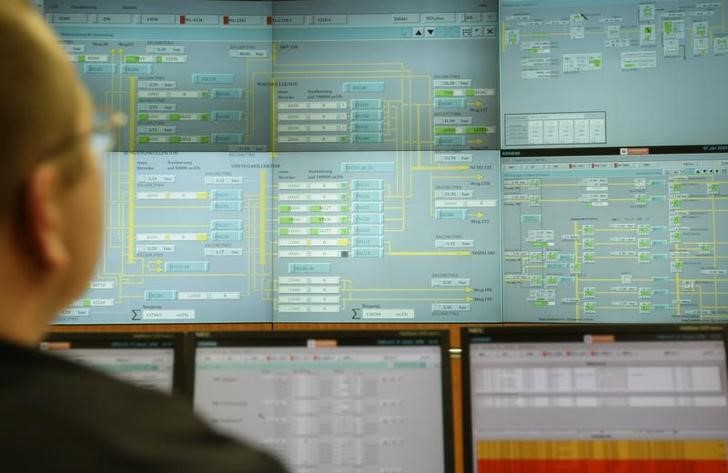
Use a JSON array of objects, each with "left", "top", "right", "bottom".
[
  {"left": 194, "top": 345, "right": 445, "bottom": 473},
  {"left": 475, "top": 365, "right": 723, "bottom": 394},
  {"left": 53, "top": 348, "right": 175, "bottom": 394}
]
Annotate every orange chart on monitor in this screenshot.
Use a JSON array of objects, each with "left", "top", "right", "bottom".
[{"left": 477, "top": 440, "right": 728, "bottom": 473}]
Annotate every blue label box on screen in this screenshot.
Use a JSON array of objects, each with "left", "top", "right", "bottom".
[
  {"left": 351, "top": 133, "right": 383, "bottom": 143},
  {"left": 352, "top": 225, "right": 384, "bottom": 235},
  {"left": 192, "top": 73, "right": 234, "bottom": 84},
  {"left": 212, "top": 190, "right": 242, "bottom": 200},
  {"left": 84, "top": 64, "right": 116, "bottom": 74},
  {"left": 342, "top": 162, "right": 395, "bottom": 173},
  {"left": 353, "top": 236, "right": 383, "bottom": 247},
  {"left": 434, "top": 98, "right": 466, "bottom": 108},
  {"left": 164, "top": 262, "right": 209, "bottom": 272},
  {"left": 352, "top": 247, "right": 384, "bottom": 258},
  {"left": 352, "top": 191, "right": 384, "bottom": 201},
  {"left": 144, "top": 290, "right": 177, "bottom": 301},
  {"left": 353, "top": 213, "right": 384, "bottom": 224},
  {"left": 211, "top": 220, "right": 243, "bottom": 230},
  {"left": 351, "top": 122, "right": 383, "bottom": 132},
  {"left": 212, "top": 111, "right": 243, "bottom": 121},
  {"left": 212, "top": 201, "right": 242, "bottom": 211},
  {"left": 212, "top": 133, "right": 243, "bottom": 144},
  {"left": 436, "top": 209, "right": 468, "bottom": 220},
  {"left": 436, "top": 135, "right": 466, "bottom": 146},
  {"left": 123, "top": 64, "right": 153, "bottom": 74},
  {"left": 351, "top": 99, "right": 382, "bottom": 110},
  {"left": 352, "top": 179, "right": 384, "bottom": 190},
  {"left": 211, "top": 231, "right": 243, "bottom": 241},
  {"left": 352, "top": 110, "right": 383, "bottom": 120},
  {"left": 212, "top": 88, "right": 244, "bottom": 99},
  {"left": 288, "top": 263, "right": 332, "bottom": 273},
  {"left": 343, "top": 82, "right": 385, "bottom": 93},
  {"left": 353, "top": 202, "right": 384, "bottom": 212}
]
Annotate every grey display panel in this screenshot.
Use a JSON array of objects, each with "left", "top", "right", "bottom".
[
  {"left": 42, "top": 344, "right": 175, "bottom": 394},
  {"left": 56, "top": 152, "right": 273, "bottom": 324},
  {"left": 194, "top": 343, "right": 446, "bottom": 473},
  {"left": 56, "top": 150, "right": 501, "bottom": 325},
  {"left": 467, "top": 335, "right": 728, "bottom": 470},
  {"left": 46, "top": 0, "right": 273, "bottom": 152},
  {"left": 501, "top": 154, "right": 728, "bottom": 323},
  {"left": 499, "top": 0, "right": 728, "bottom": 148},
  {"left": 273, "top": 151, "right": 502, "bottom": 323},
  {"left": 272, "top": 0, "right": 499, "bottom": 151},
  {"left": 470, "top": 338, "right": 728, "bottom": 430},
  {"left": 46, "top": 0, "right": 499, "bottom": 153}
]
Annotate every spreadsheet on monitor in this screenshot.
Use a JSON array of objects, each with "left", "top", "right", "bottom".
[
  {"left": 463, "top": 327, "right": 728, "bottom": 473},
  {"left": 192, "top": 332, "right": 452, "bottom": 473}
]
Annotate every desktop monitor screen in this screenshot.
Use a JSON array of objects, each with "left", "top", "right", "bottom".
[
  {"left": 189, "top": 330, "right": 453, "bottom": 473},
  {"left": 41, "top": 332, "right": 184, "bottom": 395},
  {"left": 500, "top": 152, "right": 728, "bottom": 324},
  {"left": 462, "top": 325, "right": 728, "bottom": 473},
  {"left": 45, "top": 0, "right": 273, "bottom": 153},
  {"left": 498, "top": 0, "right": 728, "bottom": 149}
]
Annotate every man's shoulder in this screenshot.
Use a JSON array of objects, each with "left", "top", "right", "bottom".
[
  {"left": 0, "top": 338, "right": 175, "bottom": 418},
  {"left": 0, "top": 342, "right": 287, "bottom": 473}
]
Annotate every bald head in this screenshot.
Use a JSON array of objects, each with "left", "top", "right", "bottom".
[
  {"left": 0, "top": 0, "right": 87, "bottom": 223},
  {"left": 0, "top": 1, "right": 105, "bottom": 346}
]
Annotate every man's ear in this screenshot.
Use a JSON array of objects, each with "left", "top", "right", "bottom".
[{"left": 22, "top": 163, "right": 70, "bottom": 270}]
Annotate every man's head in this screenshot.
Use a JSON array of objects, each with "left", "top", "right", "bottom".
[{"left": 0, "top": 0, "right": 103, "bottom": 344}]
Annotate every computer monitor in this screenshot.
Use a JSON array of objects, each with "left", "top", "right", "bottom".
[
  {"left": 45, "top": 0, "right": 273, "bottom": 152},
  {"left": 498, "top": 0, "right": 728, "bottom": 149},
  {"left": 188, "top": 330, "right": 454, "bottom": 473},
  {"left": 272, "top": 150, "right": 503, "bottom": 324},
  {"left": 46, "top": 0, "right": 499, "bottom": 153},
  {"left": 500, "top": 152, "right": 728, "bottom": 324},
  {"left": 41, "top": 332, "right": 184, "bottom": 395},
  {"left": 462, "top": 325, "right": 728, "bottom": 473},
  {"left": 48, "top": 0, "right": 503, "bottom": 326},
  {"left": 271, "top": 0, "right": 499, "bottom": 152},
  {"left": 53, "top": 151, "right": 276, "bottom": 326}
]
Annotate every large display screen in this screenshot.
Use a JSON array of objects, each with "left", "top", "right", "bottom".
[
  {"left": 499, "top": 0, "right": 728, "bottom": 149},
  {"left": 501, "top": 153, "right": 728, "bottom": 323},
  {"left": 45, "top": 0, "right": 728, "bottom": 324},
  {"left": 190, "top": 331, "right": 453, "bottom": 473},
  {"left": 463, "top": 326, "right": 728, "bottom": 473}
]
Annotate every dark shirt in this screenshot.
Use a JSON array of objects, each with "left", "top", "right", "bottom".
[{"left": 0, "top": 338, "right": 287, "bottom": 473}]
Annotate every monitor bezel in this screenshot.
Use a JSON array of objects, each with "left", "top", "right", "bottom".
[
  {"left": 186, "top": 329, "right": 455, "bottom": 473},
  {"left": 460, "top": 324, "right": 728, "bottom": 473}
]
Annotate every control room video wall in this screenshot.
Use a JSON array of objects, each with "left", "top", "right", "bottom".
[{"left": 44, "top": 0, "right": 728, "bottom": 325}]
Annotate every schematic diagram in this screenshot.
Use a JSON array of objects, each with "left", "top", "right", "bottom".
[
  {"left": 502, "top": 154, "right": 728, "bottom": 323},
  {"left": 48, "top": 0, "right": 505, "bottom": 324},
  {"left": 500, "top": 0, "right": 728, "bottom": 148},
  {"left": 49, "top": 0, "right": 500, "bottom": 154},
  {"left": 273, "top": 151, "right": 503, "bottom": 323},
  {"left": 58, "top": 152, "right": 274, "bottom": 324},
  {"left": 48, "top": 2, "right": 273, "bottom": 152},
  {"left": 271, "top": 10, "right": 499, "bottom": 152},
  {"left": 58, "top": 149, "right": 502, "bottom": 324}
]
